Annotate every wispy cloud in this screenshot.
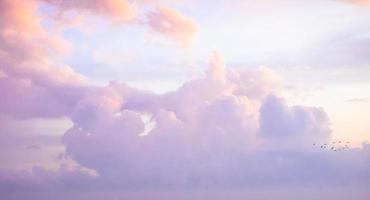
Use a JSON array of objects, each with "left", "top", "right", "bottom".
[{"left": 345, "top": 97, "right": 370, "bottom": 103}]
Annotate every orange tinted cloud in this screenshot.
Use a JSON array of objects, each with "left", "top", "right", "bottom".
[
  {"left": 43, "top": 1, "right": 198, "bottom": 46},
  {"left": 146, "top": 7, "right": 197, "bottom": 47},
  {"left": 340, "top": 0, "right": 370, "bottom": 5},
  {"left": 0, "top": 0, "right": 86, "bottom": 118},
  {"left": 43, "top": 0, "right": 136, "bottom": 23}
]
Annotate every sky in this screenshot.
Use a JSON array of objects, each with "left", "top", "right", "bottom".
[{"left": 0, "top": 0, "right": 370, "bottom": 199}]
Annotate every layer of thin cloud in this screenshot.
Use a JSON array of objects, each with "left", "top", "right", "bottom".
[
  {"left": 345, "top": 97, "right": 370, "bottom": 103},
  {"left": 0, "top": 115, "right": 66, "bottom": 171},
  {"left": 43, "top": 0, "right": 136, "bottom": 23},
  {"left": 342, "top": 0, "right": 370, "bottom": 5},
  {"left": 42, "top": 0, "right": 197, "bottom": 46}
]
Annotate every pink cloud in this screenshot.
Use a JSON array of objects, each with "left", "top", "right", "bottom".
[
  {"left": 43, "top": 0, "right": 136, "bottom": 23},
  {"left": 341, "top": 0, "right": 370, "bottom": 5},
  {"left": 42, "top": 0, "right": 198, "bottom": 46},
  {"left": 57, "top": 53, "right": 339, "bottom": 188},
  {"left": 258, "top": 95, "right": 331, "bottom": 150},
  {"left": 1, "top": 44, "right": 370, "bottom": 198},
  {"left": 145, "top": 7, "right": 197, "bottom": 47},
  {"left": 1, "top": 0, "right": 370, "bottom": 198},
  {"left": 0, "top": 0, "right": 87, "bottom": 118}
]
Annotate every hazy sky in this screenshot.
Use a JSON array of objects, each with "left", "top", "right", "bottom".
[{"left": 0, "top": 0, "right": 370, "bottom": 199}]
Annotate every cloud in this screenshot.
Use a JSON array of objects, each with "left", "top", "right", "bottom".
[
  {"left": 259, "top": 95, "right": 331, "bottom": 148},
  {"left": 0, "top": 114, "right": 68, "bottom": 171},
  {"left": 0, "top": 15, "right": 101, "bottom": 116},
  {"left": 56, "top": 53, "right": 367, "bottom": 190},
  {"left": 43, "top": 0, "right": 136, "bottom": 23},
  {"left": 42, "top": 0, "right": 198, "bottom": 46},
  {"left": 62, "top": 53, "right": 259, "bottom": 184},
  {"left": 0, "top": 0, "right": 87, "bottom": 118},
  {"left": 1, "top": 0, "right": 370, "bottom": 199},
  {"left": 345, "top": 97, "right": 370, "bottom": 103},
  {"left": 1, "top": 49, "right": 370, "bottom": 198},
  {"left": 145, "top": 7, "right": 197, "bottom": 47},
  {"left": 340, "top": 0, "right": 370, "bottom": 5},
  {"left": 305, "top": 28, "right": 370, "bottom": 68}
]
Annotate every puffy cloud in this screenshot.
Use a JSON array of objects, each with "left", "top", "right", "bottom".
[
  {"left": 259, "top": 95, "right": 331, "bottom": 149},
  {"left": 0, "top": 0, "right": 87, "bottom": 118},
  {"left": 50, "top": 54, "right": 254, "bottom": 186},
  {"left": 0, "top": 0, "right": 368, "bottom": 193},
  {"left": 0, "top": 0, "right": 84, "bottom": 83},
  {"left": 1, "top": 0, "right": 369, "bottom": 198},
  {"left": 145, "top": 7, "right": 197, "bottom": 47},
  {"left": 55, "top": 53, "right": 358, "bottom": 190},
  {"left": 0, "top": 73, "right": 88, "bottom": 118},
  {"left": 1, "top": 51, "right": 370, "bottom": 198}
]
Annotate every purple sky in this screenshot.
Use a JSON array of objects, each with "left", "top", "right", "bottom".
[{"left": 0, "top": 0, "right": 370, "bottom": 199}]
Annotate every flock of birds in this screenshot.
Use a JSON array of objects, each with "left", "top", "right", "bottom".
[{"left": 313, "top": 140, "right": 351, "bottom": 152}]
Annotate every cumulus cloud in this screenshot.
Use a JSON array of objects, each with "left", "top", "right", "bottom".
[
  {"left": 0, "top": 0, "right": 87, "bottom": 118},
  {"left": 145, "top": 7, "right": 197, "bottom": 47},
  {"left": 259, "top": 95, "right": 331, "bottom": 149},
  {"left": 1, "top": 14, "right": 369, "bottom": 191},
  {"left": 1, "top": 48, "right": 370, "bottom": 198},
  {"left": 1, "top": 0, "right": 370, "bottom": 199},
  {"left": 53, "top": 53, "right": 367, "bottom": 191}
]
